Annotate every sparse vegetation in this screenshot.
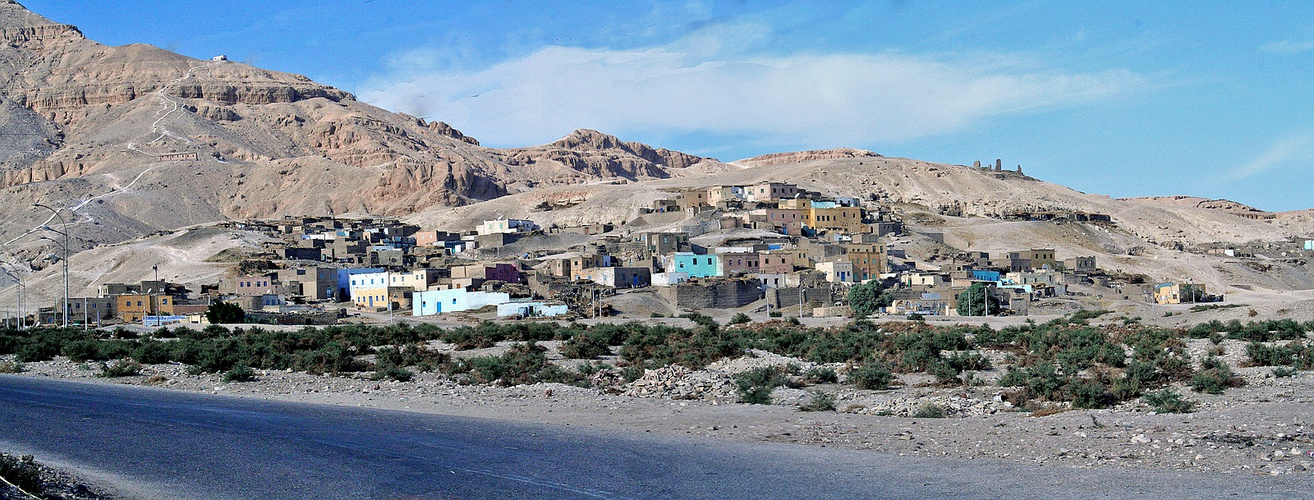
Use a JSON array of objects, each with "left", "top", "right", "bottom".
[
  {"left": 912, "top": 403, "right": 946, "bottom": 418},
  {"left": 1273, "top": 366, "right": 1298, "bottom": 378},
  {"left": 0, "top": 453, "right": 42, "bottom": 495},
  {"left": 99, "top": 359, "right": 142, "bottom": 377},
  {"left": 735, "top": 366, "right": 791, "bottom": 404},
  {"left": 1190, "top": 357, "right": 1244, "bottom": 394},
  {"left": 798, "top": 391, "right": 836, "bottom": 412},
  {"left": 444, "top": 342, "right": 583, "bottom": 387},
  {"left": 223, "top": 364, "right": 257, "bottom": 382},
  {"left": 1143, "top": 389, "right": 1195, "bottom": 413},
  {"left": 848, "top": 363, "right": 894, "bottom": 390}
]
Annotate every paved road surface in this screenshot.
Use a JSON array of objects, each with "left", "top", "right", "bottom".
[{"left": 0, "top": 376, "right": 1309, "bottom": 499}]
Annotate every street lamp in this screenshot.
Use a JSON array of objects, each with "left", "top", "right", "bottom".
[{"left": 34, "top": 203, "right": 70, "bottom": 328}]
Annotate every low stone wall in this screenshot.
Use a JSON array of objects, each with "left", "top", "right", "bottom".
[
  {"left": 658, "top": 278, "right": 762, "bottom": 310},
  {"left": 766, "top": 287, "right": 843, "bottom": 310}
]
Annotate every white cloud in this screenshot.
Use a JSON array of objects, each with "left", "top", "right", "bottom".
[
  {"left": 1215, "top": 134, "right": 1314, "bottom": 183},
  {"left": 1260, "top": 40, "right": 1314, "bottom": 54},
  {"left": 358, "top": 44, "right": 1148, "bottom": 151}
]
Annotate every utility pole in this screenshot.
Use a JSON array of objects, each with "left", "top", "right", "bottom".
[
  {"left": 2, "top": 267, "right": 25, "bottom": 329},
  {"left": 34, "top": 203, "right": 70, "bottom": 328}
]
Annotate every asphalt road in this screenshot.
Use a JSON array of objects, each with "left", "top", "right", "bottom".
[{"left": 1, "top": 376, "right": 1310, "bottom": 499}]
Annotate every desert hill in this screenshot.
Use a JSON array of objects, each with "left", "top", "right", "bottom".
[{"left": 0, "top": 1, "right": 715, "bottom": 265}]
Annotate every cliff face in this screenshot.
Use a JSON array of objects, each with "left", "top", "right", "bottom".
[{"left": 0, "top": 1, "right": 710, "bottom": 252}]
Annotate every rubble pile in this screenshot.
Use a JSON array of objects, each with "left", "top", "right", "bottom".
[{"left": 622, "top": 365, "right": 738, "bottom": 402}]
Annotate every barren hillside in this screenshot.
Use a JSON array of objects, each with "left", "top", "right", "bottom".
[{"left": 0, "top": 2, "right": 718, "bottom": 266}]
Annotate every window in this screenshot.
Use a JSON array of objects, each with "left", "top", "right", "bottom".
[{"left": 162, "top": 299, "right": 168, "bottom": 305}]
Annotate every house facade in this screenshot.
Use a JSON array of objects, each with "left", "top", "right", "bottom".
[
  {"left": 665, "top": 252, "right": 721, "bottom": 278},
  {"left": 413, "top": 289, "right": 511, "bottom": 316},
  {"left": 746, "top": 182, "right": 799, "bottom": 202}
]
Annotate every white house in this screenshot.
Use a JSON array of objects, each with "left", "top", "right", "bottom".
[
  {"left": 651, "top": 272, "right": 690, "bottom": 287},
  {"left": 477, "top": 218, "right": 537, "bottom": 236},
  {"left": 497, "top": 301, "right": 569, "bottom": 318},
  {"left": 413, "top": 289, "right": 511, "bottom": 316}
]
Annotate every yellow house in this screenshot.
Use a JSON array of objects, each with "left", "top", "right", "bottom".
[
  {"left": 807, "top": 207, "right": 864, "bottom": 234},
  {"left": 116, "top": 294, "right": 176, "bottom": 323},
  {"left": 1153, "top": 283, "right": 1206, "bottom": 304},
  {"left": 845, "top": 243, "right": 887, "bottom": 281}
]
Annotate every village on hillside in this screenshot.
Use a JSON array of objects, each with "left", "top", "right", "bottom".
[{"left": 13, "top": 169, "right": 1294, "bottom": 330}]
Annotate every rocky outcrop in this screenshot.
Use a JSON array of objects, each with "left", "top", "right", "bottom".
[
  {"left": 169, "top": 81, "right": 353, "bottom": 106},
  {"left": 736, "top": 148, "right": 882, "bottom": 167},
  {"left": 426, "top": 120, "right": 479, "bottom": 146},
  {"left": 497, "top": 129, "right": 706, "bottom": 182}
]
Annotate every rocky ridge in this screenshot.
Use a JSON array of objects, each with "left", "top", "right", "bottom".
[{"left": 0, "top": 2, "right": 714, "bottom": 258}]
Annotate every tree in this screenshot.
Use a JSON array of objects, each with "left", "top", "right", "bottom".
[
  {"left": 956, "top": 283, "right": 1001, "bottom": 316},
  {"left": 847, "top": 281, "right": 892, "bottom": 318},
  {"left": 206, "top": 301, "right": 246, "bottom": 324}
]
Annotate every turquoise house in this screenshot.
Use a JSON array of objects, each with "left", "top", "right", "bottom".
[{"left": 665, "top": 252, "right": 721, "bottom": 278}]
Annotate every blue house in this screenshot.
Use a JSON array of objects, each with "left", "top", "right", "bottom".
[
  {"left": 664, "top": 252, "right": 721, "bottom": 278},
  {"left": 970, "top": 270, "right": 1002, "bottom": 282}
]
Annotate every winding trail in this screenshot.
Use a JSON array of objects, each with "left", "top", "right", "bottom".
[{"left": 5, "top": 62, "right": 222, "bottom": 250}]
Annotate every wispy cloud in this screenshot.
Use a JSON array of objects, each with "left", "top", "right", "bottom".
[
  {"left": 1214, "top": 134, "right": 1314, "bottom": 184},
  {"left": 1260, "top": 39, "right": 1314, "bottom": 54},
  {"left": 358, "top": 27, "right": 1149, "bottom": 153}
]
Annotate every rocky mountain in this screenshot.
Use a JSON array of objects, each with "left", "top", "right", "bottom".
[{"left": 0, "top": 1, "right": 714, "bottom": 260}]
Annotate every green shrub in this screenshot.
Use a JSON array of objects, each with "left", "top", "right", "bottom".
[
  {"left": 802, "top": 366, "right": 838, "bottom": 384},
  {"left": 445, "top": 342, "right": 582, "bottom": 387},
  {"left": 906, "top": 313, "right": 925, "bottom": 321},
  {"left": 99, "top": 359, "right": 142, "bottom": 378},
  {"left": 768, "top": 311, "right": 783, "bottom": 318},
  {"left": 849, "top": 363, "right": 894, "bottom": 390},
  {"left": 1190, "top": 357, "right": 1244, "bottom": 394},
  {"left": 223, "top": 365, "right": 257, "bottom": 382},
  {"left": 0, "top": 453, "right": 42, "bottom": 494},
  {"left": 912, "top": 403, "right": 946, "bottom": 418},
  {"left": 997, "top": 362, "right": 1067, "bottom": 402},
  {"left": 620, "top": 324, "right": 741, "bottom": 370},
  {"left": 1273, "top": 366, "right": 1299, "bottom": 378},
  {"left": 372, "top": 365, "right": 414, "bottom": 382},
  {"left": 1070, "top": 379, "right": 1112, "bottom": 409},
  {"left": 798, "top": 391, "right": 836, "bottom": 412},
  {"left": 1143, "top": 389, "right": 1195, "bottom": 413},
  {"left": 929, "top": 361, "right": 960, "bottom": 385},
  {"left": 735, "top": 367, "right": 789, "bottom": 404},
  {"left": 0, "top": 360, "right": 22, "bottom": 373},
  {"left": 560, "top": 332, "right": 614, "bottom": 359},
  {"left": 1246, "top": 342, "right": 1301, "bottom": 367},
  {"left": 729, "top": 313, "right": 751, "bottom": 325},
  {"left": 1068, "top": 309, "right": 1112, "bottom": 323}
]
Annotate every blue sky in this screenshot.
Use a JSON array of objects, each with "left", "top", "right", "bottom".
[{"left": 21, "top": 0, "right": 1314, "bottom": 211}]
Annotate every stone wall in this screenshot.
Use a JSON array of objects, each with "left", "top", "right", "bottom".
[
  {"left": 658, "top": 278, "right": 762, "bottom": 310},
  {"left": 766, "top": 287, "right": 844, "bottom": 311}
]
